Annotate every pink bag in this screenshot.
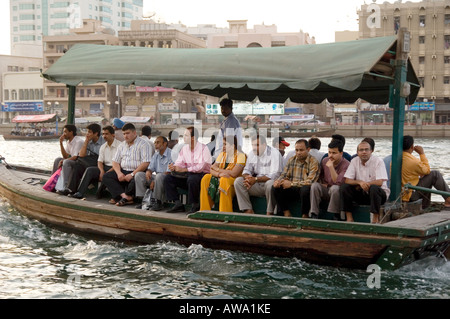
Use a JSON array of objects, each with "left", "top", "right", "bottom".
[{"left": 43, "top": 168, "right": 62, "bottom": 192}]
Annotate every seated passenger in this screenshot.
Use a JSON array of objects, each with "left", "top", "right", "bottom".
[
  {"left": 102, "top": 123, "right": 151, "bottom": 206},
  {"left": 69, "top": 126, "right": 120, "bottom": 199},
  {"left": 309, "top": 139, "right": 350, "bottom": 219},
  {"left": 140, "top": 125, "right": 156, "bottom": 156},
  {"left": 52, "top": 124, "right": 84, "bottom": 174},
  {"left": 402, "top": 135, "right": 450, "bottom": 208},
  {"left": 340, "top": 141, "right": 389, "bottom": 223},
  {"left": 273, "top": 139, "right": 319, "bottom": 217},
  {"left": 164, "top": 127, "right": 212, "bottom": 214},
  {"left": 234, "top": 134, "right": 283, "bottom": 215},
  {"left": 57, "top": 123, "right": 104, "bottom": 196},
  {"left": 321, "top": 134, "right": 352, "bottom": 162},
  {"left": 112, "top": 118, "right": 125, "bottom": 142},
  {"left": 134, "top": 136, "right": 172, "bottom": 210},
  {"left": 200, "top": 135, "right": 246, "bottom": 212}
]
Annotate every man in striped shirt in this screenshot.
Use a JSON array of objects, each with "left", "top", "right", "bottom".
[
  {"left": 102, "top": 123, "right": 152, "bottom": 206},
  {"left": 273, "top": 139, "right": 320, "bottom": 217}
]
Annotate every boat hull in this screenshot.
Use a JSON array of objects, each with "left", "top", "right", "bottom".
[{"left": 0, "top": 165, "right": 448, "bottom": 270}]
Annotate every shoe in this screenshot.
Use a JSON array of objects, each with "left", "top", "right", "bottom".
[
  {"left": 151, "top": 202, "right": 164, "bottom": 211},
  {"left": 116, "top": 197, "right": 134, "bottom": 206},
  {"left": 135, "top": 203, "right": 143, "bottom": 209},
  {"left": 310, "top": 213, "right": 319, "bottom": 219},
  {"left": 167, "top": 202, "right": 185, "bottom": 213},
  {"left": 188, "top": 204, "right": 200, "bottom": 214},
  {"left": 56, "top": 188, "right": 72, "bottom": 196},
  {"left": 96, "top": 184, "right": 106, "bottom": 199},
  {"left": 68, "top": 192, "right": 84, "bottom": 199}
]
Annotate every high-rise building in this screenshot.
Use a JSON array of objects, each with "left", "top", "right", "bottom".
[
  {"left": 10, "top": 0, "right": 143, "bottom": 58},
  {"left": 358, "top": 0, "right": 450, "bottom": 124}
]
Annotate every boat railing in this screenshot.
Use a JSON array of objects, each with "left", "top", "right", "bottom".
[{"left": 404, "top": 183, "right": 450, "bottom": 198}]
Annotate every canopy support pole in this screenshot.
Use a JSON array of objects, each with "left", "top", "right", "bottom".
[
  {"left": 389, "top": 28, "right": 410, "bottom": 201},
  {"left": 67, "top": 85, "right": 76, "bottom": 125}
]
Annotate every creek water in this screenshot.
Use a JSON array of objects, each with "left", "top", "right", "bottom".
[{"left": 0, "top": 136, "right": 449, "bottom": 299}]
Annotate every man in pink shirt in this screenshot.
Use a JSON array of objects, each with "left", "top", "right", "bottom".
[
  {"left": 309, "top": 139, "right": 350, "bottom": 220},
  {"left": 164, "top": 126, "right": 212, "bottom": 213}
]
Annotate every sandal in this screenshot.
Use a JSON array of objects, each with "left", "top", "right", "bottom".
[
  {"left": 116, "top": 197, "right": 134, "bottom": 206},
  {"left": 109, "top": 199, "right": 117, "bottom": 204}
]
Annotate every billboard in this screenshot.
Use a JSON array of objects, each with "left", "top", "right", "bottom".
[
  {"left": 2, "top": 101, "right": 44, "bottom": 112},
  {"left": 409, "top": 102, "right": 435, "bottom": 111},
  {"left": 206, "top": 103, "right": 285, "bottom": 115}
]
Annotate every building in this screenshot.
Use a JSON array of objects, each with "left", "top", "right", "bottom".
[
  {"left": 43, "top": 19, "right": 119, "bottom": 120},
  {"left": 207, "top": 20, "right": 315, "bottom": 48},
  {"left": 0, "top": 55, "right": 43, "bottom": 123},
  {"left": 358, "top": 0, "right": 450, "bottom": 124},
  {"left": 10, "top": 0, "right": 143, "bottom": 58},
  {"left": 118, "top": 19, "right": 209, "bottom": 124}
]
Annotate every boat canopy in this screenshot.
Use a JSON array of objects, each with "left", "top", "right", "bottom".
[
  {"left": 11, "top": 114, "right": 59, "bottom": 123},
  {"left": 42, "top": 36, "right": 419, "bottom": 105}
]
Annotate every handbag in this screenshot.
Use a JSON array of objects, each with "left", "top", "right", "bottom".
[
  {"left": 207, "top": 176, "right": 220, "bottom": 205},
  {"left": 43, "top": 168, "right": 62, "bottom": 192},
  {"left": 76, "top": 154, "right": 98, "bottom": 168}
]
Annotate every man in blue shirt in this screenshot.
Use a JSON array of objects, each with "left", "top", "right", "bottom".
[{"left": 134, "top": 136, "right": 172, "bottom": 210}]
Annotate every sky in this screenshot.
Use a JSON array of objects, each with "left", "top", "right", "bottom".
[{"left": 0, "top": 0, "right": 369, "bottom": 55}]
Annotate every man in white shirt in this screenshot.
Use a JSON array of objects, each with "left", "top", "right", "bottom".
[
  {"left": 340, "top": 141, "right": 389, "bottom": 223},
  {"left": 70, "top": 126, "right": 121, "bottom": 199},
  {"left": 102, "top": 123, "right": 152, "bottom": 206},
  {"left": 234, "top": 134, "right": 283, "bottom": 215},
  {"left": 140, "top": 125, "right": 156, "bottom": 156},
  {"left": 52, "top": 124, "right": 84, "bottom": 173}
]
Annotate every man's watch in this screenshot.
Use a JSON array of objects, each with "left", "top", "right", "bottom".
[{"left": 131, "top": 172, "right": 135, "bottom": 177}]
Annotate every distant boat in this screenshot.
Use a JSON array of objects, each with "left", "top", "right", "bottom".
[
  {"left": 6, "top": 114, "right": 60, "bottom": 141},
  {"left": 2, "top": 134, "right": 58, "bottom": 141},
  {"left": 279, "top": 128, "right": 336, "bottom": 138}
]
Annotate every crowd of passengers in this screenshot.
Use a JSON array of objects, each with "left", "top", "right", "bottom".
[{"left": 51, "top": 99, "right": 450, "bottom": 224}]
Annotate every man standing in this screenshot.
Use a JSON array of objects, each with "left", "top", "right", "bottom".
[
  {"left": 214, "top": 98, "right": 243, "bottom": 159},
  {"left": 402, "top": 135, "right": 450, "bottom": 208},
  {"left": 309, "top": 139, "right": 350, "bottom": 219},
  {"left": 52, "top": 124, "right": 84, "bottom": 173},
  {"left": 164, "top": 127, "right": 211, "bottom": 214},
  {"left": 341, "top": 141, "right": 390, "bottom": 223},
  {"left": 273, "top": 139, "right": 319, "bottom": 217},
  {"left": 234, "top": 134, "right": 283, "bottom": 215},
  {"left": 134, "top": 136, "right": 172, "bottom": 210},
  {"left": 102, "top": 123, "right": 151, "bottom": 206},
  {"left": 69, "top": 125, "right": 120, "bottom": 199},
  {"left": 58, "top": 123, "right": 104, "bottom": 195}
]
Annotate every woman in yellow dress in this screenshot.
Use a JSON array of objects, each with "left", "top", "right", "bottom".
[{"left": 200, "top": 135, "right": 246, "bottom": 212}]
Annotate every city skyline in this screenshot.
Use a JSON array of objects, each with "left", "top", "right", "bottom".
[{"left": 0, "top": 0, "right": 366, "bottom": 55}]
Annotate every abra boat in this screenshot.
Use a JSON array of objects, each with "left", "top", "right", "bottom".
[
  {"left": 0, "top": 29, "right": 448, "bottom": 270},
  {"left": 4, "top": 114, "right": 60, "bottom": 140},
  {"left": 0, "top": 163, "right": 449, "bottom": 270}
]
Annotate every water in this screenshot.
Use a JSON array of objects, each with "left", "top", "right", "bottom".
[{"left": 0, "top": 137, "right": 449, "bottom": 299}]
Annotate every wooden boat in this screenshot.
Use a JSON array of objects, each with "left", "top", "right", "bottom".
[
  {"left": 0, "top": 163, "right": 448, "bottom": 270},
  {"left": 2, "top": 134, "right": 58, "bottom": 141},
  {"left": 0, "top": 30, "right": 446, "bottom": 270}
]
